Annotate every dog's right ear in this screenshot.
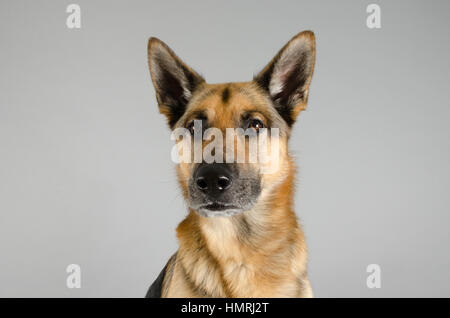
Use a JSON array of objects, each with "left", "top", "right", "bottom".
[
  {"left": 254, "top": 31, "right": 315, "bottom": 127},
  {"left": 147, "top": 38, "right": 205, "bottom": 128}
]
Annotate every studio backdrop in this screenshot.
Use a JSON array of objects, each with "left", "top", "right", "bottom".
[{"left": 0, "top": 0, "right": 449, "bottom": 297}]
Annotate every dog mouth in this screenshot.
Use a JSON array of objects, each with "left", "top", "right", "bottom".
[
  {"left": 195, "top": 202, "right": 243, "bottom": 217},
  {"left": 199, "top": 202, "right": 239, "bottom": 212}
]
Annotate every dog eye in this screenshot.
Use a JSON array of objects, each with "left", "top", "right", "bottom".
[
  {"left": 186, "top": 118, "right": 206, "bottom": 135},
  {"left": 248, "top": 118, "right": 265, "bottom": 132},
  {"left": 187, "top": 121, "right": 196, "bottom": 135}
]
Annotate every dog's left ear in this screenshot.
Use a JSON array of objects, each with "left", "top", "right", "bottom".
[
  {"left": 254, "top": 31, "right": 316, "bottom": 126},
  {"left": 148, "top": 37, "right": 205, "bottom": 128}
]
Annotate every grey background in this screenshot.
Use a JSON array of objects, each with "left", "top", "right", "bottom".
[{"left": 0, "top": 0, "right": 449, "bottom": 297}]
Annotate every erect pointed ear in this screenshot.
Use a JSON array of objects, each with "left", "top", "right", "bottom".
[
  {"left": 147, "top": 37, "right": 205, "bottom": 128},
  {"left": 254, "top": 31, "right": 316, "bottom": 126}
]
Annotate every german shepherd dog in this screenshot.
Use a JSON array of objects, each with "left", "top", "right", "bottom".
[{"left": 146, "top": 30, "right": 316, "bottom": 298}]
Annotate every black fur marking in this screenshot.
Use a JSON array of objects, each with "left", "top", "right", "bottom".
[
  {"left": 273, "top": 101, "right": 294, "bottom": 127},
  {"left": 145, "top": 262, "right": 169, "bottom": 298},
  {"left": 221, "top": 87, "right": 231, "bottom": 104}
]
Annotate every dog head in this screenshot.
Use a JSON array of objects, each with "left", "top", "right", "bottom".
[{"left": 147, "top": 31, "right": 315, "bottom": 217}]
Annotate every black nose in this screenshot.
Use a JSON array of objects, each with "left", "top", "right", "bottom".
[{"left": 194, "top": 164, "right": 232, "bottom": 197}]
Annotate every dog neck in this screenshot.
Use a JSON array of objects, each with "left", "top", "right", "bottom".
[{"left": 175, "top": 161, "right": 308, "bottom": 297}]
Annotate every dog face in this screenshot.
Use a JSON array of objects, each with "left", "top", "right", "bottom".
[{"left": 147, "top": 31, "right": 315, "bottom": 217}]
